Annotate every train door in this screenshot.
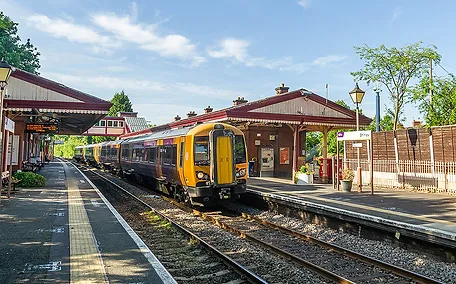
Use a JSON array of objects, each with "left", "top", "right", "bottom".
[
  {"left": 156, "top": 140, "right": 163, "bottom": 179},
  {"left": 260, "top": 147, "right": 274, "bottom": 177},
  {"left": 210, "top": 129, "right": 235, "bottom": 186},
  {"left": 177, "top": 137, "right": 186, "bottom": 186}
]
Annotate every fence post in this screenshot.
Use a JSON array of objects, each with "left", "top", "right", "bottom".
[{"left": 429, "top": 131, "right": 436, "bottom": 187}]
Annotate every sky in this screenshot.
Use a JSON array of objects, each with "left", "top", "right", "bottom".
[{"left": 2, "top": 0, "right": 456, "bottom": 126}]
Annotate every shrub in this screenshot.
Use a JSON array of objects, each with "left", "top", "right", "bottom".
[{"left": 13, "top": 172, "right": 46, "bottom": 187}]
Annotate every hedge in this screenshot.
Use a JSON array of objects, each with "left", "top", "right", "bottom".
[{"left": 13, "top": 172, "right": 46, "bottom": 187}]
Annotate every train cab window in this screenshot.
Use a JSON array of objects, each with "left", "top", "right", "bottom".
[
  {"left": 110, "top": 147, "right": 117, "bottom": 158},
  {"left": 194, "top": 136, "right": 210, "bottom": 166},
  {"left": 179, "top": 142, "right": 184, "bottom": 167},
  {"left": 148, "top": 148, "right": 156, "bottom": 163},
  {"left": 234, "top": 135, "right": 247, "bottom": 164}
]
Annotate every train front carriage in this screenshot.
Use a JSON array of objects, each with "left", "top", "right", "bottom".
[{"left": 184, "top": 123, "right": 247, "bottom": 205}]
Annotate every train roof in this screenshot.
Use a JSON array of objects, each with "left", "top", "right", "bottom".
[{"left": 123, "top": 125, "right": 194, "bottom": 144}]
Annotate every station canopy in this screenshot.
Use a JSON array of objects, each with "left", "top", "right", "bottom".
[{"left": 4, "top": 69, "right": 111, "bottom": 135}]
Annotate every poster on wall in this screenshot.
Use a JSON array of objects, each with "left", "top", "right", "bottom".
[
  {"left": 7, "top": 135, "right": 19, "bottom": 166},
  {"left": 279, "top": 147, "right": 290, "bottom": 164}
]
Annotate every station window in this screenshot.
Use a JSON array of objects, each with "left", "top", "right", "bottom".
[
  {"left": 119, "top": 121, "right": 124, "bottom": 128},
  {"left": 108, "top": 120, "right": 113, "bottom": 127},
  {"left": 100, "top": 120, "right": 106, "bottom": 127},
  {"left": 113, "top": 121, "right": 118, "bottom": 127}
]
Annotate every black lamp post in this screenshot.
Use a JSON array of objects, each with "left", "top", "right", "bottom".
[{"left": 349, "top": 83, "right": 365, "bottom": 192}]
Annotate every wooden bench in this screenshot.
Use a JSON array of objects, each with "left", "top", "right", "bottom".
[
  {"left": 22, "top": 161, "right": 39, "bottom": 172},
  {"left": 2, "top": 171, "right": 21, "bottom": 192}
]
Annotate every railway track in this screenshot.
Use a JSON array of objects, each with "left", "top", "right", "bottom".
[
  {"left": 79, "top": 165, "right": 266, "bottom": 284},
  {"left": 78, "top": 163, "right": 445, "bottom": 283}
]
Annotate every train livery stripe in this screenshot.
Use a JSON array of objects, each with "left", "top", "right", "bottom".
[{"left": 216, "top": 136, "right": 234, "bottom": 184}]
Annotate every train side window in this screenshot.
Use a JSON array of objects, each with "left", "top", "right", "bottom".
[
  {"left": 179, "top": 142, "right": 184, "bottom": 167},
  {"left": 171, "top": 145, "right": 177, "bottom": 166},
  {"left": 163, "top": 146, "right": 171, "bottom": 165},
  {"left": 101, "top": 147, "right": 106, "bottom": 157},
  {"left": 148, "top": 148, "right": 156, "bottom": 163}
]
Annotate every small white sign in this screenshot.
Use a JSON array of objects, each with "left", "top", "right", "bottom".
[
  {"left": 352, "top": 143, "right": 363, "bottom": 148},
  {"left": 4, "top": 117, "right": 14, "bottom": 133},
  {"left": 269, "top": 135, "right": 275, "bottom": 141},
  {"left": 255, "top": 140, "right": 261, "bottom": 146},
  {"left": 337, "top": 130, "right": 372, "bottom": 141}
]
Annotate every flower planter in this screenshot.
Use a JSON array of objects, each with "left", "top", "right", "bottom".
[
  {"left": 296, "top": 173, "right": 313, "bottom": 185},
  {"left": 340, "top": 180, "right": 353, "bottom": 192}
]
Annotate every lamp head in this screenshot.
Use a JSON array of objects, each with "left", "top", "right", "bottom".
[
  {"left": 349, "top": 83, "right": 365, "bottom": 104},
  {"left": 0, "top": 58, "right": 13, "bottom": 89}
]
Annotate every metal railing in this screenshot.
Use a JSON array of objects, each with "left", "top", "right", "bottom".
[{"left": 343, "top": 159, "right": 456, "bottom": 194}]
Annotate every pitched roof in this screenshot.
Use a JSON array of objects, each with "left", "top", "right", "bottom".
[{"left": 125, "top": 116, "right": 149, "bottom": 133}]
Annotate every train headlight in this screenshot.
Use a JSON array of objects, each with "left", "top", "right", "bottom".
[
  {"left": 196, "top": 172, "right": 209, "bottom": 180},
  {"left": 236, "top": 168, "right": 246, "bottom": 178}
]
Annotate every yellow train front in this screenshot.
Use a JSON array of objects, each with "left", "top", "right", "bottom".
[{"left": 119, "top": 122, "right": 248, "bottom": 206}]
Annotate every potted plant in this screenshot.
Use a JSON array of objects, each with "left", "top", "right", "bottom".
[
  {"left": 295, "top": 164, "right": 314, "bottom": 185},
  {"left": 340, "top": 168, "right": 354, "bottom": 192}
]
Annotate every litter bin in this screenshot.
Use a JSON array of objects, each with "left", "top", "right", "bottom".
[{"left": 248, "top": 160, "right": 255, "bottom": 176}]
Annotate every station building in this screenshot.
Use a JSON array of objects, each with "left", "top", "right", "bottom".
[
  {"left": 1, "top": 68, "right": 111, "bottom": 173},
  {"left": 121, "top": 84, "right": 372, "bottom": 182},
  {"left": 83, "top": 111, "right": 149, "bottom": 137}
]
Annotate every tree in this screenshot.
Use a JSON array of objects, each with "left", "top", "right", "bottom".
[
  {"left": 351, "top": 42, "right": 441, "bottom": 130},
  {"left": 53, "top": 135, "right": 88, "bottom": 158},
  {"left": 108, "top": 90, "right": 133, "bottom": 116},
  {"left": 411, "top": 74, "right": 456, "bottom": 126},
  {"left": 0, "top": 12, "right": 40, "bottom": 74}
]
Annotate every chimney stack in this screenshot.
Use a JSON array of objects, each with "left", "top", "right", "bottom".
[
  {"left": 204, "top": 106, "right": 213, "bottom": 113},
  {"left": 174, "top": 114, "right": 181, "bottom": 121},
  {"left": 275, "top": 82, "right": 289, "bottom": 95},
  {"left": 412, "top": 120, "right": 421, "bottom": 128},
  {"left": 233, "top": 96, "right": 248, "bottom": 106},
  {"left": 186, "top": 111, "right": 197, "bottom": 118}
]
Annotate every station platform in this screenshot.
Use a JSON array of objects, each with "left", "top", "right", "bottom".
[
  {"left": 0, "top": 160, "right": 176, "bottom": 283},
  {"left": 247, "top": 177, "right": 456, "bottom": 243}
]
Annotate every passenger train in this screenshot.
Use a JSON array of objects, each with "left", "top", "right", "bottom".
[{"left": 74, "top": 122, "right": 248, "bottom": 206}]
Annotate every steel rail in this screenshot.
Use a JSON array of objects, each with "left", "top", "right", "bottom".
[
  {"left": 237, "top": 211, "right": 442, "bottom": 284},
  {"left": 162, "top": 196, "right": 442, "bottom": 284},
  {"left": 80, "top": 166, "right": 268, "bottom": 284},
  {"left": 161, "top": 197, "right": 353, "bottom": 284}
]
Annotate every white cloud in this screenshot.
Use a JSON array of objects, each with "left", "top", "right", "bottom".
[
  {"left": 45, "top": 73, "right": 251, "bottom": 100},
  {"left": 27, "top": 15, "right": 119, "bottom": 50},
  {"left": 208, "top": 38, "right": 250, "bottom": 61},
  {"left": 297, "top": 0, "right": 311, "bottom": 8},
  {"left": 208, "top": 38, "right": 345, "bottom": 73},
  {"left": 312, "top": 55, "right": 347, "bottom": 66},
  {"left": 92, "top": 13, "right": 206, "bottom": 67},
  {"left": 392, "top": 6, "right": 403, "bottom": 22}
]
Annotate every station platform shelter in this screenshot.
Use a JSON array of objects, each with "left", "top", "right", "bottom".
[
  {"left": 0, "top": 68, "right": 111, "bottom": 174},
  {"left": 121, "top": 83, "right": 372, "bottom": 182}
]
